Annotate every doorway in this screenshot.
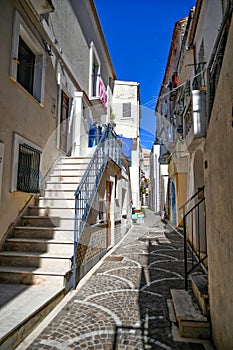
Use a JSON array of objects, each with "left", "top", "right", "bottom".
[
  {"left": 59, "top": 91, "right": 69, "bottom": 153},
  {"left": 194, "top": 150, "right": 206, "bottom": 253},
  {"left": 106, "top": 180, "right": 112, "bottom": 248}
]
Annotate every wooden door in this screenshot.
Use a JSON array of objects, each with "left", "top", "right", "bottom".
[{"left": 60, "top": 91, "right": 69, "bottom": 153}]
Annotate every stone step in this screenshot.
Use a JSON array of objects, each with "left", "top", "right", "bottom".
[
  {"left": 43, "top": 189, "right": 76, "bottom": 199},
  {"left": 0, "top": 285, "right": 65, "bottom": 349},
  {"left": 58, "top": 156, "right": 92, "bottom": 164},
  {"left": 54, "top": 162, "right": 90, "bottom": 170},
  {"left": 39, "top": 197, "right": 92, "bottom": 209},
  {"left": 45, "top": 181, "right": 79, "bottom": 191},
  {"left": 170, "top": 289, "right": 210, "bottom": 339},
  {"left": 22, "top": 216, "right": 59, "bottom": 227},
  {"left": 0, "top": 251, "right": 72, "bottom": 270},
  {"left": 0, "top": 266, "right": 69, "bottom": 286},
  {"left": 6, "top": 238, "right": 74, "bottom": 255},
  {"left": 14, "top": 226, "right": 74, "bottom": 240},
  {"left": 43, "top": 189, "right": 93, "bottom": 199},
  {"left": 27, "top": 206, "right": 76, "bottom": 218},
  {"left": 190, "top": 274, "right": 209, "bottom": 316},
  {"left": 47, "top": 175, "right": 85, "bottom": 182},
  {"left": 39, "top": 197, "right": 76, "bottom": 208},
  {"left": 22, "top": 216, "right": 78, "bottom": 229},
  {"left": 51, "top": 168, "right": 87, "bottom": 176}
]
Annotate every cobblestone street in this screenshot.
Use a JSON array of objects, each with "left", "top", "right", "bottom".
[{"left": 18, "top": 210, "right": 214, "bottom": 350}]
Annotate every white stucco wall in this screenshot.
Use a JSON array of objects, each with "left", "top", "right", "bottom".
[{"left": 112, "top": 80, "right": 140, "bottom": 208}]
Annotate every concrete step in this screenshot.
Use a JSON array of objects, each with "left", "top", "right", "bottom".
[
  {"left": 51, "top": 168, "right": 87, "bottom": 176},
  {"left": 47, "top": 175, "right": 84, "bottom": 182},
  {"left": 27, "top": 206, "right": 76, "bottom": 218},
  {"left": 22, "top": 215, "right": 78, "bottom": 229},
  {"left": 45, "top": 181, "right": 80, "bottom": 191},
  {"left": 14, "top": 226, "right": 74, "bottom": 240},
  {"left": 58, "top": 156, "right": 92, "bottom": 165},
  {"left": 6, "top": 238, "right": 74, "bottom": 255},
  {"left": 0, "top": 251, "right": 72, "bottom": 270},
  {"left": 38, "top": 197, "right": 76, "bottom": 208},
  {"left": 39, "top": 197, "right": 92, "bottom": 209},
  {"left": 43, "top": 189, "right": 76, "bottom": 199},
  {"left": 54, "top": 162, "right": 90, "bottom": 170},
  {"left": 191, "top": 274, "right": 209, "bottom": 316},
  {"left": 0, "top": 266, "right": 69, "bottom": 286},
  {"left": 170, "top": 289, "right": 210, "bottom": 339},
  {"left": 0, "top": 285, "right": 65, "bottom": 349},
  {"left": 22, "top": 216, "right": 59, "bottom": 227}
]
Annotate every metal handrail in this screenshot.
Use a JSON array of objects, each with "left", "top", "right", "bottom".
[
  {"left": 182, "top": 187, "right": 207, "bottom": 290},
  {"left": 179, "top": 186, "right": 204, "bottom": 211},
  {"left": 72, "top": 123, "right": 122, "bottom": 288}
]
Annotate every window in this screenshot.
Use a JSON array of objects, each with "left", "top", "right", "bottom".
[
  {"left": 17, "top": 37, "right": 35, "bottom": 95},
  {"left": 10, "top": 11, "right": 45, "bottom": 103},
  {"left": 122, "top": 102, "right": 131, "bottom": 118},
  {"left": 17, "top": 144, "right": 41, "bottom": 193},
  {"left": 89, "top": 42, "right": 100, "bottom": 97},
  {"left": 92, "top": 55, "right": 99, "bottom": 96},
  {"left": 11, "top": 133, "right": 42, "bottom": 193}
]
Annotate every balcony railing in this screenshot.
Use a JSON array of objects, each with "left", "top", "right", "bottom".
[{"left": 183, "top": 89, "right": 207, "bottom": 151}]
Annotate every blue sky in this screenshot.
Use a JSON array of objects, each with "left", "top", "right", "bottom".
[{"left": 95, "top": 0, "right": 195, "bottom": 149}]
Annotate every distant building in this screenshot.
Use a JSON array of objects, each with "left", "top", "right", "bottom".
[
  {"left": 111, "top": 80, "right": 141, "bottom": 209},
  {"left": 149, "top": 142, "right": 160, "bottom": 213}
]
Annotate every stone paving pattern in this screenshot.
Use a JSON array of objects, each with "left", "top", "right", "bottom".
[{"left": 26, "top": 210, "right": 209, "bottom": 349}]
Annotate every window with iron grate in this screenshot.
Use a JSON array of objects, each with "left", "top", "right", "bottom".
[{"left": 17, "top": 144, "right": 41, "bottom": 193}]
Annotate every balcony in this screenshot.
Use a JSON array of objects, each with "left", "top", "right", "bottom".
[
  {"left": 90, "top": 77, "right": 107, "bottom": 122},
  {"left": 159, "top": 144, "right": 170, "bottom": 164},
  {"left": 183, "top": 89, "right": 207, "bottom": 151},
  {"left": 27, "top": 0, "right": 54, "bottom": 14},
  {"left": 90, "top": 97, "right": 107, "bottom": 121}
]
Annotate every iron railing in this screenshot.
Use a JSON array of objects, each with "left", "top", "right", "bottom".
[
  {"left": 17, "top": 143, "right": 41, "bottom": 193},
  {"left": 180, "top": 186, "right": 207, "bottom": 290},
  {"left": 72, "top": 123, "right": 122, "bottom": 288}
]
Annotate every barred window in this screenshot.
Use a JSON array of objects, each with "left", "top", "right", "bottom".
[{"left": 17, "top": 144, "right": 41, "bottom": 193}]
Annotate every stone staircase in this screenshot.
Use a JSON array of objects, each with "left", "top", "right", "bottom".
[
  {"left": 169, "top": 273, "right": 210, "bottom": 340},
  {"left": 0, "top": 154, "right": 96, "bottom": 349},
  {"left": 0, "top": 155, "right": 92, "bottom": 289}
]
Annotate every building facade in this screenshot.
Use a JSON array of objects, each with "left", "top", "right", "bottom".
[
  {"left": 0, "top": 0, "right": 135, "bottom": 293},
  {"left": 154, "top": 0, "right": 233, "bottom": 348},
  {"left": 149, "top": 142, "right": 160, "bottom": 213},
  {"left": 111, "top": 80, "right": 141, "bottom": 209}
]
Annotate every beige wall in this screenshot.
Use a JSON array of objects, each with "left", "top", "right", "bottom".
[
  {"left": 176, "top": 173, "right": 187, "bottom": 226},
  {"left": 0, "top": 0, "right": 116, "bottom": 244},
  {"left": 0, "top": 1, "right": 59, "bottom": 242},
  {"left": 204, "top": 19, "right": 233, "bottom": 350}
]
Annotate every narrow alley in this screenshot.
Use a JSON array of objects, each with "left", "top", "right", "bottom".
[{"left": 17, "top": 210, "right": 214, "bottom": 350}]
